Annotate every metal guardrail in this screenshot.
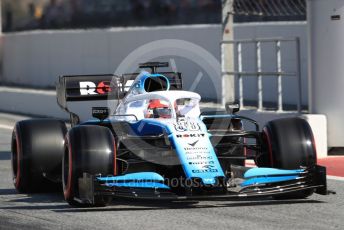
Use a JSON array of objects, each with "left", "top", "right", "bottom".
[{"left": 221, "top": 37, "right": 302, "bottom": 113}]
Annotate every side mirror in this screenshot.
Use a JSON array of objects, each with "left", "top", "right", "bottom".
[
  {"left": 226, "top": 103, "right": 240, "bottom": 114},
  {"left": 92, "top": 107, "right": 110, "bottom": 121}
]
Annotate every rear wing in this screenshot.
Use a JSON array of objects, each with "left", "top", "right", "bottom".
[
  {"left": 56, "top": 72, "right": 183, "bottom": 124},
  {"left": 56, "top": 74, "right": 119, "bottom": 112}
]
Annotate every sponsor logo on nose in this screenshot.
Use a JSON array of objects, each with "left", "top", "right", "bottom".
[
  {"left": 176, "top": 133, "right": 205, "bottom": 138},
  {"left": 188, "top": 140, "right": 199, "bottom": 147}
]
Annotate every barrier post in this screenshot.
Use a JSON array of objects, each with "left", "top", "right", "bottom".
[{"left": 221, "top": 0, "right": 235, "bottom": 107}]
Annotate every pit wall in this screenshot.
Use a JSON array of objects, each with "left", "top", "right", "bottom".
[{"left": 1, "top": 23, "right": 308, "bottom": 104}]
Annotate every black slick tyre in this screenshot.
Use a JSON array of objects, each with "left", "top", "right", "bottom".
[
  {"left": 63, "top": 125, "right": 115, "bottom": 207},
  {"left": 257, "top": 117, "right": 317, "bottom": 199},
  {"left": 11, "top": 119, "right": 67, "bottom": 193}
]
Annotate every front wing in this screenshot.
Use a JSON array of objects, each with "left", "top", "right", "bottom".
[{"left": 76, "top": 165, "right": 328, "bottom": 205}]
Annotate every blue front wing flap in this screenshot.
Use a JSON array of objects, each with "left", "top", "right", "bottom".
[
  {"left": 241, "top": 167, "right": 305, "bottom": 187},
  {"left": 96, "top": 168, "right": 306, "bottom": 190},
  {"left": 97, "top": 172, "right": 170, "bottom": 190}
]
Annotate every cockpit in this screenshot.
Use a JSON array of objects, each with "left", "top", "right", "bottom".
[
  {"left": 118, "top": 92, "right": 201, "bottom": 121},
  {"left": 114, "top": 64, "right": 201, "bottom": 121}
]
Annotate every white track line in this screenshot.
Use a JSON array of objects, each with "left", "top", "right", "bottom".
[
  {"left": 0, "top": 124, "right": 13, "bottom": 130},
  {"left": 327, "top": 175, "right": 344, "bottom": 181}
]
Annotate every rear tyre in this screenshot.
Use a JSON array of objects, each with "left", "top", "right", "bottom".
[
  {"left": 63, "top": 125, "right": 115, "bottom": 207},
  {"left": 11, "top": 119, "right": 67, "bottom": 193},
  {"left": 257, "top": 117, "right": 317, "bottom": 199}
]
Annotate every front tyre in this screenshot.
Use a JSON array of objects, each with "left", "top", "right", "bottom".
[
  {"left": 257, "top": 117, "right": 317, "bottom": 199},
  {"left": 63, "top": 125, "right": 115, "bottom": 207}
]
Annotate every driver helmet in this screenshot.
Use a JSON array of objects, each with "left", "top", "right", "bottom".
[{"left": 145, "top": 99, "right": 171, "bottom": 118}]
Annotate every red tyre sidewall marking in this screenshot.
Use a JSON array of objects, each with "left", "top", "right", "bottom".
[
  {"left": 14, "top": 127, "right": 21, "bottom": 188},
  {"left": 64, "top": 136, "right": 73, "bottom": 200},
  {"left": 263, "top": 127, "right": 274, "bottom": 167}
]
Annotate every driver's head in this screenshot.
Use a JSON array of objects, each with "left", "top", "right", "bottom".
[{"left": 145, "top": 99, "right": 171, "bottom": 118}]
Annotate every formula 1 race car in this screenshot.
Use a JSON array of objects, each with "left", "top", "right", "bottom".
[{"left": 11, "top": 62, "right": 328, "bottom": 207}]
